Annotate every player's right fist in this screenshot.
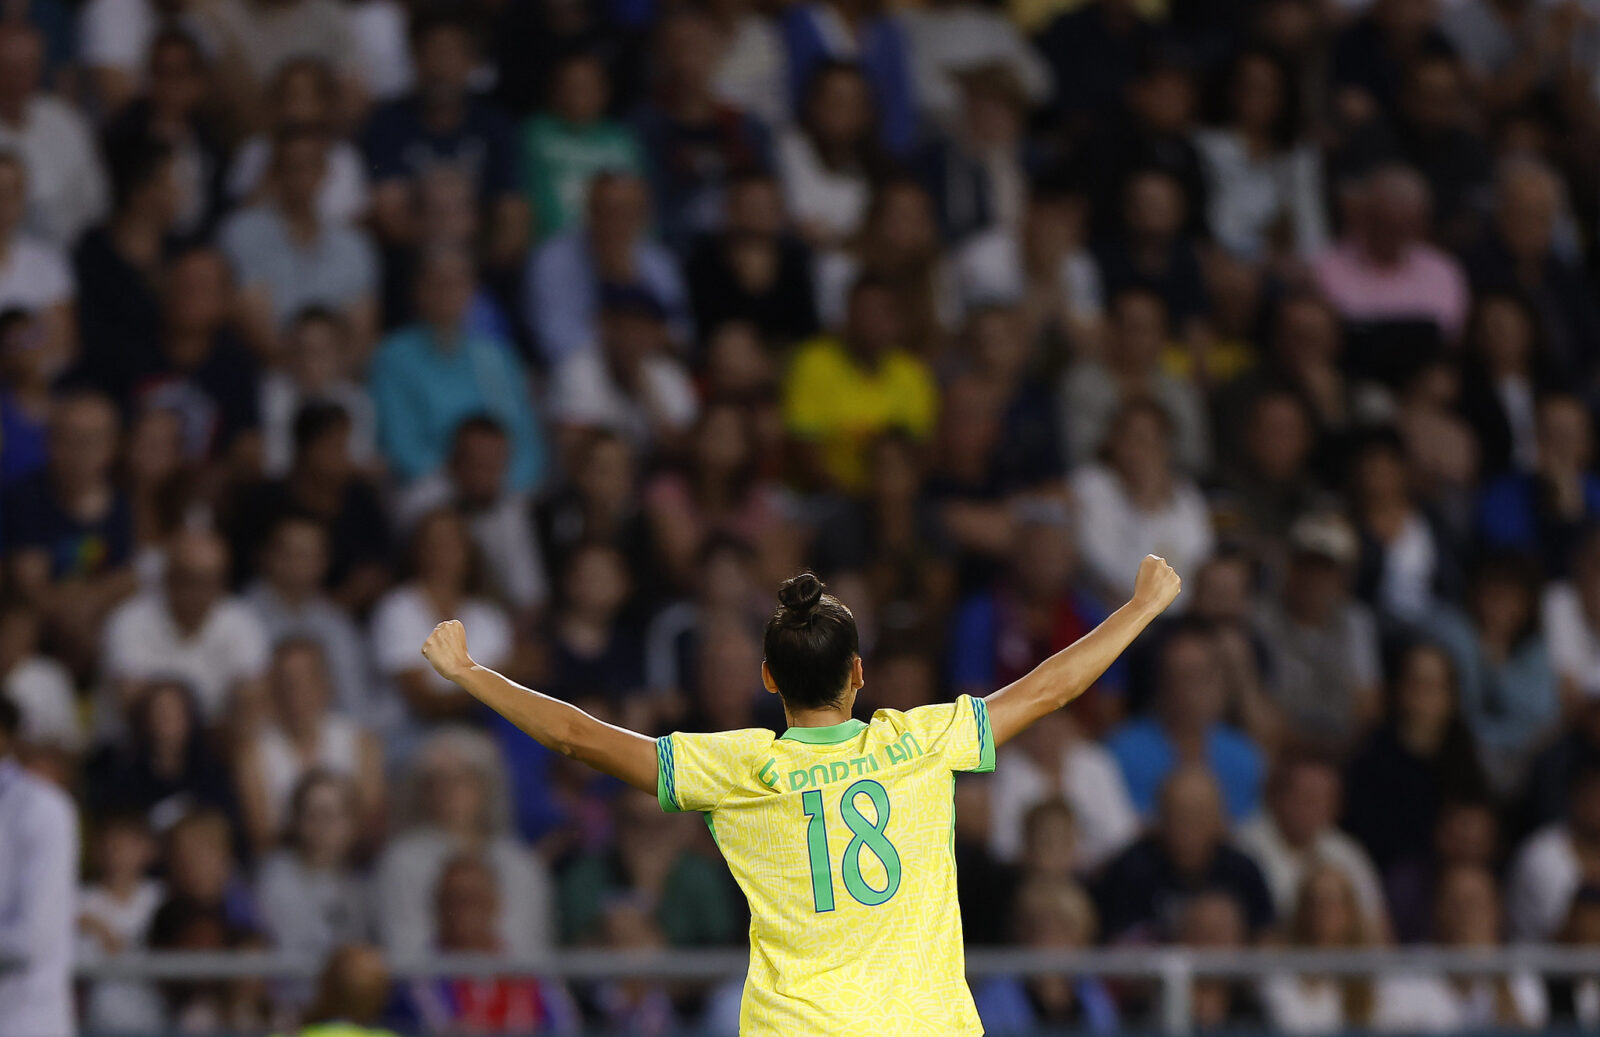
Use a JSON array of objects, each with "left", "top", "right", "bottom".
[
  {"left": 422, "top": 620, "right": 474, "bottom": 682},
  {"left": 1131, "top": 555, "right": 1182, "bottom": 617}
]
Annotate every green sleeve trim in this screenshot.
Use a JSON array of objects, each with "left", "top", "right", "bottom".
[
  {"left": 970, "top": 697, "right": 996, "bottom": 773},
  {"left": 656, "top": 735, "right": 683, "bottom": 812}
]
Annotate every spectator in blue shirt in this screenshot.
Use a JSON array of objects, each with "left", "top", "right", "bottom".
[
  {"left": 361, "top": 10, "right": 529, "bottom": 270},
  {"left": 1477, "top": 393, "right": 1600, "bottom": 580},
  {"left": 370, "top": 246, "right": 546, "bottom": 492},
  {"left": 1106, "top": 619, "right": 1265, "bottom": 822},
  {"left": 523, "top": 172, "right": 692, "bottom": 364}
]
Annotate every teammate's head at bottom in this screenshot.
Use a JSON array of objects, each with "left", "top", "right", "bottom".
[{"left": 760, "top": 573, "right": 862, "bottom": 716}]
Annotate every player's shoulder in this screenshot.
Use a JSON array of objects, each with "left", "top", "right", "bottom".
[
  {"left": 667, "top": 726, "right": 779, "bottom": 757},
  {"left": 868, "top": 695, "right": 971, "bottom": 732}
]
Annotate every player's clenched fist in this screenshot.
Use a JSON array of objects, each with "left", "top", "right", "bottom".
[
  {"left": 422, "top": 620, "right": 474, "bottom": 682},
  {"left": 1131, "top": 554, "right": 1182, "bottom": 616}
]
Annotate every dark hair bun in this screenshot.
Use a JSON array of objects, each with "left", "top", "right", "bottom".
[{"left": 777, "top": 572, "right": 824, "bottom": 618}]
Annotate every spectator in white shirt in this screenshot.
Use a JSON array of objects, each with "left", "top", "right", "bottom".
[
  {"left": 396, "top": 416, "right": 551, "bottom": 617},
  {"left": 374, "top": 726, "right": 554, "bottom": 960},
  {"left": 1543, "top": 526, "right": 1600, "bottom": 703},
  {"left": 986, "top": 711, "right": 1139, "bottom": 871},
  {"left": 547, "top": 285, "right": 699, "bottom": 458},
  {"left": 77, "top": 813, "right": 164, "bottom": 1034},
  {"left": 899, "top": 0, "right": 1051, "bottom": 129},
  {"left": 0, "top": 153, "right": 74, "bottom": 377},
  {"left": 0, "top": 24, "right": 110, "bottom": 249},
  {"left": 369, "top": 509, "right": 514, "bottom": 745},
  {"left": 100, "top": 529, "right": 271, "bottom": 730},
  {"left": 775, "top": 62, "right": 884, "bottom": 251},
  {"left": 1399, "top": 864, "right": 1546, "bottom": 1028},
  {"left": 1507, "top": 762, "right": 1600, "bottom": 941},
  {"left": 227, "top": 58, "right": 372, "bottom": 228},
  {"left": 0, "top": 695, "right": 79, "bottom": 1037},
  {"left": 79, "top": 0, "right": 164, "bottom": 114},
  {"left": 1235, "top": 754, "right": 1388, "bottom": 930},
  {"left": 1071, "top": 397, "right": 1215, "bottom": 603},
  {"left": 258, "top": 308, "right": 378, "bottom": 479},
  {"left": 233, "top": 639, "right": 383, "bottom": 857}
]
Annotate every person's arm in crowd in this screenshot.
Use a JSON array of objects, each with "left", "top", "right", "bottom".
[
  {"left": 11, "top": 552, "right": 138, "bottom": 641},
  {"left": 421, "top": 620, "right": 658, "bottom": 794},
  {"left": 985, "top": 555, "right": 1181, "bottom": 747}
]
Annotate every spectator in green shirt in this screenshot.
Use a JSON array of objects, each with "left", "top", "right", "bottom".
[{"left": 522, "top": 53, "right": 643, "bottom": 240}]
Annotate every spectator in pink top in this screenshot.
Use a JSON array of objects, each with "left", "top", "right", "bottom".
[{"left": 1312, "top": 164, "right": 1470, "bottom": 345}]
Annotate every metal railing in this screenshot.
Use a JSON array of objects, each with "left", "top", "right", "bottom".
[{"left": 73, "top": 947, "right": 1600, "bottom": 1035}]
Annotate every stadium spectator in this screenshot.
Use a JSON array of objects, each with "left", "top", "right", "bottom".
[
  {"left": 234, "top": 639, "right": 382, "bottom": 854},
  {"left": 781, "top": 0, "right": 916, "bottom": 157},
  {"left": 545, "top": 283, "right": 699, "bottom": 456},
  {"left": 526, "top": 171, "right": 692, "bottom": 363},
  {"left": 558, "top": 789, "right": 740, "bottom": 946},
  {"left": 242, "top": 515, "right": 372, "bottom": 717},
  {"left": 370, "top": 510, "right": 515, "bottom": 731},
  {"left": 522, "top": 52, "right": 642, "bottom": 242},
  {"left": 396, "top": 416, "right": 552, "bottom": 616},
  {"left": 900, "top": 0, "right": 1051, "bottom": 129},
  {"left": 197, "top": 0, "right": 358, "bottom": 131},
  {"left": 1255, "top": 512, "right": 1383, "bottom": 750},
  {"left": 227, "top": 57, "right": 372, "bottom": 227},
  {"left": 783, "top": 276, "right": 938, "bottom": 493},
  {"left": 685, "top": 172, "right": 820, "bottom": 345},
  {"left": 1106, "top": 621, "right": 1263, "bottom": 821},
  {"left": 0, "top": 23, "right": 109, "bottom": 248},
  {"left": 229, "top": 401, "right": 391, "bottom": 612},
  {"left": 84, "top": 680, "right": 238, "bottom": 825},
  {"left": 219, "top": 127, "right": 379, "bottom": 360},
  {"left": 1383, "top": 797, "right": 1499, "bottom": 943},
  {"left": 1196, "top": 49, "right": 1327, "bottom": 262},
  {"left": 1174, "top": 892, "right": 1266, "bottom": 1029},
  {"left": 1060, "top": 289, "right": 1209, "bottom": 476},
  {"left": 633, "top": 10, "right": 770, "bottom": 254},
  {"left": 1094, "top": 765, "right": 1274, "bottom": 941},
  {"left": 972, "top": 876, "right": 1117, "bottom": 1034},
  {"left": 1349, "top": 430, "right": 1463, "bottom": 625},
  {"left": 254, "top": 771, "right": 372, "bottom": 964},
  {"left": 101, "top": 529, "right": 270, "bottom": 728},
  {"left": 775, "top": 62, "right": 886, "bottom": 252},
  {"left": 363, "top": 11, "right": 526, "bottom": 269},
  {"left": 258, "top": 307, "right": 378, "bottom": 479},
  {"left": 1458, "top": 291, "right": 1556, "bottom": 479},
  {"left": 1072, "top": 399, "right": 1216, "bottom": 603},
  {"left": 1235, "top": 754, "right": 1387, "bottom": 928},
  {"left": 1344, "top": 641, "right": 1492, "bottom": 877},
  {"left": 1476, "top": 393, "right": 1600, "bottom": 578},
  {"left": 1424, "top": 550, "right": 1558, "bottom": 790},
  {"left": 0, "top": 154, "right": 74, "bottom": 377},
  {"left": 1507, "top": 763, "right": 1600, "bottom": 942},
  {"left": 375, "top": 728, "right": 554, "bottom": 960},
  {"left": 371, "top": 246, "right": 546, "bottom": 491},
  {"left": 76, "top": 813, "right": 165, "bottom": 1034},
  {"left": 100, "top": 27, "right": 226, "bottom": 240}
]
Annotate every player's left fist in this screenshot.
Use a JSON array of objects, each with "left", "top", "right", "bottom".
[
  {"left": 1131, "top": 555, "right": 1182, "bottom": 616},
  {"left": 422, "top": 620, "right": 475, "bottom": 682}
]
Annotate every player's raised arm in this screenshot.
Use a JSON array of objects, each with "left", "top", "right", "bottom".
[
  {"left": 421, "top": 621, "right": 659, "bottom": 794},
  {"left": 984, "top": 554, "right": 1181, "bottom": 747}
]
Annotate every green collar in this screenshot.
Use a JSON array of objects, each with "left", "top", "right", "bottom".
[{"left": 779, "top": 718, "right": 867, "bottom": 744}]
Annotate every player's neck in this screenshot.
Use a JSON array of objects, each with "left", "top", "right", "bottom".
[{"left": 783, "top": 703, "right": 856, "bottom": 730}]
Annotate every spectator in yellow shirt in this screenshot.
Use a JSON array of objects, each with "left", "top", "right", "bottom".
[{"left": 782, "top": 275, "right": 939, "bottom": 491}]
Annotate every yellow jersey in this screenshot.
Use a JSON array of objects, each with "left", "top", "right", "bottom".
[{"left": 656, "top": 696, "right": 996, "bottom": 1036}]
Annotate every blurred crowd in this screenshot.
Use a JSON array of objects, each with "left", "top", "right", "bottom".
[{"left": 3, "top": 0, "right": 1600, "bottom": 1032}]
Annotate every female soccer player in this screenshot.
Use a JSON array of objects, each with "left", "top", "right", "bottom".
[{"left": 421, "top": 554, "right": 1181, "bottom": 1035}]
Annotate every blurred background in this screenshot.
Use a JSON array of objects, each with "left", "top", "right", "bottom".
[{"left": 1, "top": 0, "right": 1600, "bottom": 1033}]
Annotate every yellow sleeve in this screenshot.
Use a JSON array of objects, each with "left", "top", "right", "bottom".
[
  {"left": 657, "top": 730, "right": 763, "bottom": 813},
  {"left": 899, "top": 695, "right": 996, "bottom": 774},
  {"left": 781, "top": 342, "right": 835, "bottom": 439}
]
